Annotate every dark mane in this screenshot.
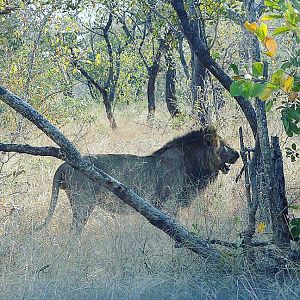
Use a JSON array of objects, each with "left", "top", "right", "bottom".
[{"left": 152, "top": 127, "right": 217, "bottom": 157}]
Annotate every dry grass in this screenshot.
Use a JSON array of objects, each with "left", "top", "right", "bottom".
[{"left": 0, "top": 102, "right": 300, "bottom": 299}]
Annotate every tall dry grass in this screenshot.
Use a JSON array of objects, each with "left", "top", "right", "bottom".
[{"left": 0, "top": 101, "right": 300, "bottom": 299}]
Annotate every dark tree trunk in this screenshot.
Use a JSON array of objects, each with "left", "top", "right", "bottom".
[
  {"left": 271, "top": 137, "right": 289, "bottom": 241},
  {"left": 177, "top": 34, "right": 190, "bottom": 79},
  {"left": 147, "top": 64, "right": 159, "bottom": 120},
  {"left": 165, "top": 41, "right": 180, "bottom": 117},
  {"left": 76, "top": 66, "right": 117, "bottom": 130},
  {"left": 165, "top": 66, "right": 179, "bottom": 117},
  {"left": 146, "top": 38, "right": 165, "bottom": 121},
  {"left": 102, "top": 89, "right": 117, "bottom": 130},
  {"left": 191, "top": 50, "right": 210, "bottom": 125},
  {"left": 256, "top": 100, "right": 290, "bottom": 251},
  {"left": 189, "top": 3, "right": 210, "bottom": 126},
  {"left": 108, "top": 53, "right": 121, "bottom": 104}
]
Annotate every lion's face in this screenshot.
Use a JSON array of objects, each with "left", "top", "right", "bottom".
[
  {"left": 203, "top": 133, "right": 239, "bottom": 174},
  {"left": 218, "top": 140, "right": 240, "bottom": 174}
]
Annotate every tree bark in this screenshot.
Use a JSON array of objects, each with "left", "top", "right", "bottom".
[
  {"left": 75, "top": 65, "right": 117, "bottom": 130},
  {"left": 146, "top": 39, "right": 165, "bottom": 121},
  {"left": 177, "top": 34, "right": 190, "bottom": 79},
  {"left": 147, "top": 65, "right": 159, "bottom": 120},
  {"left": 189, "top": 3, "right": 210, "bottom": 126},
  {"left": 165, "top": 39, "right": 180, "bottom": 117},
  {"left": 256, "top": 100, "right": 290, "bottom": 250}
]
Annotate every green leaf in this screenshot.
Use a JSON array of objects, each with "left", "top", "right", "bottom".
[
  {"left": 292, "top": 143, "right": 297, "bottom": 150},
  {"left": 287, "top": 108, "right": 300, "bottom": 121},
  {"left": 282, "top": 110, "right": 293, "bottom": 136},
  {"left": 289, "top": 218, "right": 300, "bottom": 239},
  {"left": 281, "top": 61, "right": 293, "bottom": 69},
  {"left": 230, "top": 80, "right": 245, "bottom": 97},
  {"left": 261, "top": 14, "right": 283, "bottom": 21},
  {"left": 264, "top": 0, "right": 280, "bottom": 10},
  {"left": 252, "top": 62, "right": 264, "bottom": 78},
  {"left": 259, "top": 83, "right": 278, "bottom": 100},
  {"left": 256, "top": 23, "right": 268, "bottom": 41},
  {"left": 289, "top": 205, "right": 300, "bottom": 210},
  {"left": 289, "top": 122, "right": 300, "bottom": 134},
  {"left": 261, "top": 23, "right": 268, "bottom": 39},
  {"left": 265, "top": 100, "right": 274, "bottom": 112},
  {"left": 273, "top": 26, "right": 291, "bottom": 35},
  {"left": 241, "top": 80, "right": 254, "bottom": 99},
  {"left": 271, "top": 69, "right": 285, "bottom": 86},
  {"left": 250, "top": 82, "right": 267, "bottom": 97},
  {"left": 229, "top": 63, "right": 239, "bottom": 75}
]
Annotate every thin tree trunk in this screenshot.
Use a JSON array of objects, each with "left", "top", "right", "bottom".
[
  {"left": 189, "top": 3, "right": 210, "bottom": 126},
  {"left": 76, "top": 66, "right": 117, "bottom": 130},
  {"left": 147, "top": 65, "right": 159, "bottom": 121},
  {"left": 165, "top": 66, "right": 179, "bottom": 117},
  {"left": 165, "top": 41, "right": 180, "bottom": 117},
  {"left": 177, "top": 34, "right": 190, "bottom": 79}
]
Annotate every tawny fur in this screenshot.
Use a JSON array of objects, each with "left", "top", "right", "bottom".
[{"left": 37, "top": 128, "right": 239, "bottom": 234}]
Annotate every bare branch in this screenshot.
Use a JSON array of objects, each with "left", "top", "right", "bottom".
[{"left": 0, "top": 144, "right": 65, "bottom": 159}]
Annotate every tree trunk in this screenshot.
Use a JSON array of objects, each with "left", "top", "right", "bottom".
[
  {"left": 256, "top": 100, "right": 290, "bottom": 250},
  {"left": 147, "top": 64, "right": 159, "bottom": 121},
  {"left": 189, "top": 4, "right": 210, "bottom": 126},
  {"left": 76, "top": 65, "right": 117, "bottom": 130},
  {"left": 165, "top": 42, "right": 180, "bottom": 117},
  {"left": 102, "top": 89, "right": 117, "bottom": 130},
  {"left": 244, "top": 0, "right": 290, "bottom": 252},
  {"left": 191, "top": 50, "right": 210, "bottom": 125},
  {"left": 177, "top": 34, "right": 190, "bottom": 79}
]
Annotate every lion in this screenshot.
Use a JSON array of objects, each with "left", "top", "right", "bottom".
[{"left": 37, "top": 128, "right": 239, "bottom": 234}]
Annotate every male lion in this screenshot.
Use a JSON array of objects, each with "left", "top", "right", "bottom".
[{"left": 38, "top": 128, "right": 239, "bottom": 234}]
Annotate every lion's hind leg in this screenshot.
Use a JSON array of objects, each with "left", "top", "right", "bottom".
[{"left": 70, "top": 202, "right": 96, "bottom": 235}]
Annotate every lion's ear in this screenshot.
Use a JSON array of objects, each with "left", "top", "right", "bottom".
[{"left": 203, "top": 134, "right": 217, "bottom": 147}]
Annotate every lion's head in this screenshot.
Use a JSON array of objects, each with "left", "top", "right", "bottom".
[{"left": 154, "top": 127, "right": 239, "bottom": 186}]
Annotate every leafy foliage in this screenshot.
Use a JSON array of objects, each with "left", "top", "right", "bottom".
[{"left": 230, "top": 0, "right": 300, "bottom": 160}]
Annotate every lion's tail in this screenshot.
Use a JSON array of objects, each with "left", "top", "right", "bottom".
[{"left": 35, "top": 164, "right": 65, "bottom": 231}]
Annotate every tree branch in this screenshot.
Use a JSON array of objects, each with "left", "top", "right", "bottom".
[{"left": 0, "top": 144, "right": 65, "bottom": 159}]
